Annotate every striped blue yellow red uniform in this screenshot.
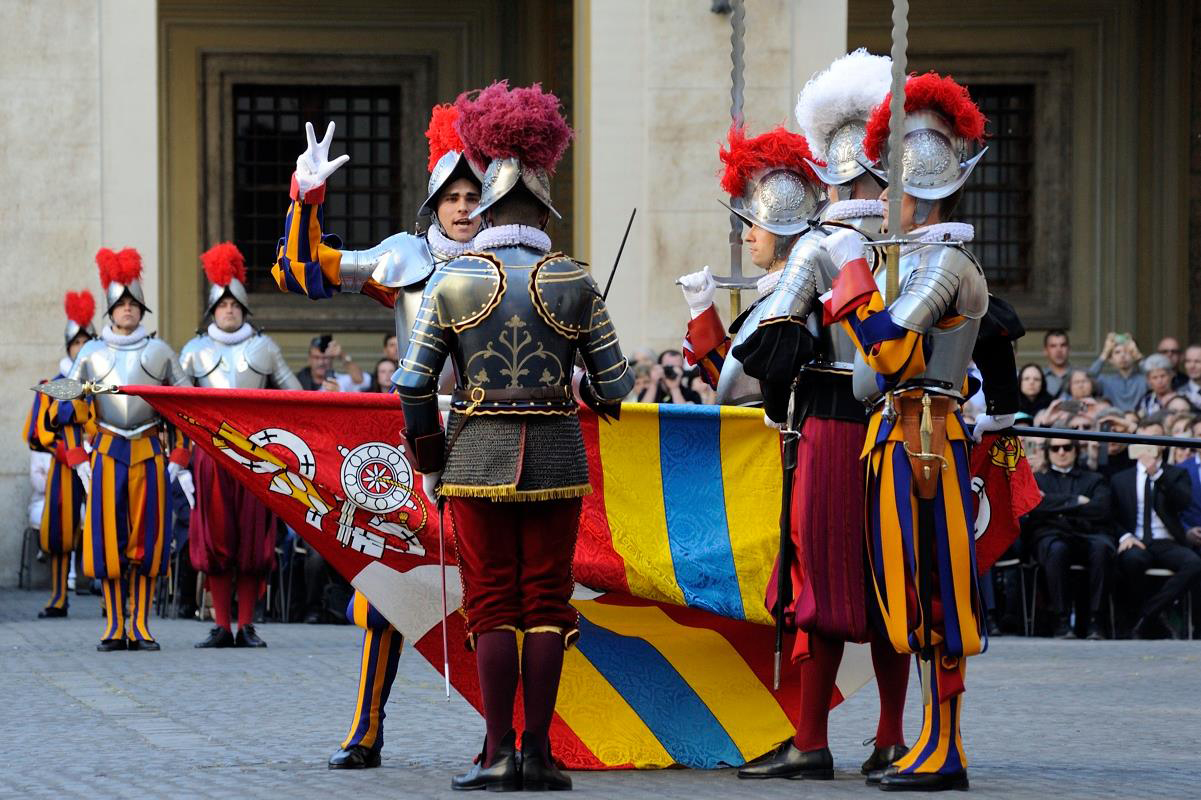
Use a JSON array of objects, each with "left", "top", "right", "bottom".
[
  {"left": 682, "top": 305, "right": 731, "bottom": 388},
  {"left": 341, "top": 591, "right": 403, "bottom": 753},
  {"left": 830, "top": 263, "right": 984, "bottom": 778},
  {"left": 24, "top": 376, "right": 90, "bottom": 611}
]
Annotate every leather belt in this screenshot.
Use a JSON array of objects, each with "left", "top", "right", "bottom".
[{"left": 451, "top": 385, "right": 572, "bottom": 404}]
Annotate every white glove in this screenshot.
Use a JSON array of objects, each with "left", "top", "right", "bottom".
[
  {"left": 74, "top": 463, "right": 92, "bottom": 495},
  {"left": 763, "top": 411, "right": 784, "bottom": 431},
  {"left": 168, "top": 463, "right": 196, "bottom": 509},
  {"left": 295, "top": 121, "right": 350, "bottom": 199},
  {"left": 422, "top": 471, "right": 443, "bottom": 502},
  {"left": 820, "top": 228, "right": 867, "bottom": 270},
  {"left": 677, "top": 266, "right": 717, "bottom": 318},
  {"left": 972, "top": 413, "right": 1016, "bottom": 443}
]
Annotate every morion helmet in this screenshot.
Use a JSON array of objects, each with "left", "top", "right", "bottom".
[
  {"left": 454, "top": 81, "right": 573, "bottom": 221},
  {"left": 63, "top": 290, "right": 97, "bottom": 349},
  {"left": 201, "top": 242, "right": 250, "bottom": 317},
  {"left": 96, "top": 247, "right": 150, "bottom": 315},
  {"left": 718, "top": 125, "right": 823, "bottom": 236},
  {"left": 796, "top": 49, "right": 892, "bottom": 187},
  {"left": 419, "top": 103, "right": 481, "bottom": 220},
  {"left": 862, "top": 72, "right": 987, "bottom": 200}
]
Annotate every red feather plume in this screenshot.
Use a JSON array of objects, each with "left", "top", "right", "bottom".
[
  {"left": 426, "top": 104, "right": 465, "bottom": 172},
  {"left": 453, "top": 81, "right": 573, "bottom": 173},
  {"left": 719, "top": 125, "right": 820, "bottom": 197},
  {"left": 201, "top": 242, "right": 246, "bottom": 287},
  {"left": 863, "top": 72, "right": 986, "bottom": 163},
  {"left": 63, "top": 290, "right": 95, "bottom": 327},
  {"left": 96, "top": 247, "right": 143, "bottom": 288}
]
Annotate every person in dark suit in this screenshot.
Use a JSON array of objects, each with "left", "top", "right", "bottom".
[
  {"left": 1177, "top": 417, "right": 1201, "bottom": 552},
  {"left": 1026, "top": 438, "right": 1113, "bottom": 639},
  {"left": 1111, "top": 421, "right": 1201, "bottom": 638}
]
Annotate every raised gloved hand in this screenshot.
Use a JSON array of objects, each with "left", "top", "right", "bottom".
[
  {"left": 422, "top": 471, "right": 443, "bottom": 502},
  {"left": 971, "top": 412, "right": 1016, "bottom": 443},
  {"left": 820, "top": 228, "right": 867, "bottom": 270},
  {"left": 677, "top": 266, "right": 717, "bottom": 318},
  {"left": 168, "top": 463, "right": 196, "bottom": 509},
  {"left": 74, "top": 463, "right": 91, "bottom": 495},
  {"left": 295, "top": 121, "right": 350, "bottom": 200}
]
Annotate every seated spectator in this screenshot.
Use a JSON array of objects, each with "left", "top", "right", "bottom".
[
  {"left": 1042, "top": 329, "right": 1072, "bottom": 399},
  {"left": 1156, "top": 336, "right": 1187, "bottom": 389},
  {"left": 1094, "top": 410, "right": 1136, "bottom": 478},
  {"left": 654, "top": 349, "right": 701, "bottom": 405},
  {"left": 1018, "top": 362, "right": 1053, "bottom": 419},
  {"left": 1179, "top": 344, "right": 1201, "bottom": 408},
  {"left": 382, "top": 332, "right": 399, "bottom": 364},
  {"left": 1088, "top": 333, "right": 1145, "bottom": 412},
  {"left": 296, "top": 336, "right": 369, "bottom": 392},
  {"left": 1025, "top": 438, "right": 1114, "bottom": 639},
  {"left": 1166, "top": 413, "right": 1197, "bottom": 464},
  {"left": 369, "top": 358, "right": 398, "bottom": 393},
  {"left": 1179, "top": 417, "right": 1201, "bottom": 548},
  {"left": 1111, "top": 420, "right": 1201, "bottom": 638},
  {"left": 1135, "top": 354, "right": 1180, "bottom": 416}
]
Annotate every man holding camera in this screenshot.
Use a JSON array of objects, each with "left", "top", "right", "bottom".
[
  {"left": 295, "top": 335, "right": 367, "bottom": 392},
  {"left": 1111, "top": 421, "right": 1201, "bottom": 638},
  {"left": 1025, "top": 438, "right": 1113, "bottom": 639},
  {"left": 654, "top": 350, "right": 701, "bottom": 405},
  {"left": 1088, "top": 332, "right": 1145, "bottom": 412}
]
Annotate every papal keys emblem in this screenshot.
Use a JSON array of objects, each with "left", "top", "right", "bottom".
[{"left": 339, "top": 441, "right": 414, "bottom": 513}]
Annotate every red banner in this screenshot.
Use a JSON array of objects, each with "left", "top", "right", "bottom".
[{"left": 970, "top": 432, "right": 1042, "bottom": 573}]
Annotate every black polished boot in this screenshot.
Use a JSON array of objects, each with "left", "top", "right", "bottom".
[
  {"left": 38, "top": 607, "right": 68, "bottom": 619},
  {"left": 328, "top": 744, "right": 381, "bottom": 769},
  {"left": 451, "top": 730, "right": 522, "bottom": 792},
  {"left": 236, "top": 624, "right": 268, "bottom": 648},
  {"left": 879, "top": 770, "right": 969, "bottom": 791},
  {"left": 96, "top": 638, "right": 127, "bottom": 652},
  {"left": 863, "top": 744, "right": 910, "bottom": 784},
  {"left": 195, "top": 626, "right": 235, "bottom": 648},
  {"left": 521, "top": 735, "right": 571, "bottom": 791},
  {"left": 128, "top": 639, "right": 160, "bottom": 651},
  {"left": 737, "top": 741, "right": 833, "bottom": 780}
]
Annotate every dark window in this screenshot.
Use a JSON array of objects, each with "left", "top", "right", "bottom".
[
  {"left": 959, "top": 84, "right": 1034, "bottom": 291},
  {"left": 232, "top": 84, "right": 403, "bottom": 292}
]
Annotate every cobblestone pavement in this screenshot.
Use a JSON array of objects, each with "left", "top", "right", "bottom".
[{"left": 0, "top": 588, "right": 1197, "bottom": 799}]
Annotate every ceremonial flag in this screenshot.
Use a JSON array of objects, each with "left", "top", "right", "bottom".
[
  {"left": 970, "top": 432, "right": 1042, "bottom": 573},
  {"left": 122, "top": 387, "right": 873, "bottom": 768}
]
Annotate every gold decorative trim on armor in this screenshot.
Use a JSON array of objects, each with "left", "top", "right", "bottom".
[
  {"left": 447, "top": 406, "right": 578, "bottom": 417},
  {"left": 438, "top": 482, "right": 593, "bottom": 502},
  {"left": 463, "top": 314, "right": 565, "bottom": 389},
  {"left": 435, "top": 253, "right": 507, "bottom": 333},
  {"left": 530, "top": 253, "right": 593, "bottom": 336}
]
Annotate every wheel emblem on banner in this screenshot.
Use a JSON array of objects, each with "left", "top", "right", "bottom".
[{"left": 338, "top": 442, "right": 413, "bottom": 513}]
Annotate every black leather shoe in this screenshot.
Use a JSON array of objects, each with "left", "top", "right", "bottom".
[
  {"left": 737, "top": 741, "right": 833, "bottom": 780},
  {"left": 863, "top": 745, "right": 910, "bottom": 783},
  {"left": 38, "top": 607, "right": 68, "bottom": 618},
  {"left": 1052, "top": 615, "right": 1075, "bottom": 639},
  {"left": 452, "top": 730, "right": 522, "bottom": 792},
  {"left": 128, "top": 639, "right": 160, "bottom": 651},
  {"left": 328, "top": 744, "right": 381, "bottom": 769},
  {"left": 521, "top": 737, "right": 571, "bottom": 791},
  {"left": 236, "top": 625, "right": 268, "bottom": 648},
  {"left": 96, "top": 638, "right": 127, "bottom": 652},
  {"left": 879, "top": 770, "right": 969, "bottom": 791},
  {"left": 195, "top": 626, "right": 236, "bottom": 648},
  {"left": 1085, "top": 622, "right": 1105, "bottom": 641}
]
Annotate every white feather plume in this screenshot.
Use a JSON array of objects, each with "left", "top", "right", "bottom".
[{"left": 796, "top": 49, "right": 893, "bottom": 162}]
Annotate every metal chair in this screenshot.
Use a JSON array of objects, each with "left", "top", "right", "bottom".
[
  {"left": 1145, "top": 567, "right": 1195, "bottom": 640},
  {"left": 991, "top": 557, "right": 1030, "bottom": 635},
  {"left": 1027, "top": 560, "right": 1115, "bottom": 637},
  {"left": 17, "top": 527, "right": 39, "bottom": 589}
]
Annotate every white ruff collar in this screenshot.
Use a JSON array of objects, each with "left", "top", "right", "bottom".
[
  {"left": 101, "top": 324, "right": 148, "bottom": 346},
  {"left": 207, "top": 322, "right": 255, "bottom": 345},
  {"left": 59, "top": 356, "right": 74, "bottom": 377},
  {"left": 473, "top": 224, "right": 551, "bottom": 253},
  {"left": 823, "top": 199, "right": 884, "bottom": 222},
  {"left": 757, "top": 270, "right": 783, "bottom": 297},
  {"left": 427, "top": 225, "right": 475, "bottom": 261},
  {"left": 903, "top": 222, "right": 974, "bottom": 254}
]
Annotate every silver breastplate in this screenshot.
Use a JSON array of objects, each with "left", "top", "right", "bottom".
[
  {"left": 72, "top": 337, "right": 182, "bottom": 435},
  {"left": 180, "top": 337, "right": 267, "bottom": 389},
  {"left": 716, "top": 298, "right": 767, "bottom": 406}
]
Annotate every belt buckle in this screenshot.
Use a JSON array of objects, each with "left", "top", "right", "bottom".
[{"left": 464, "top": 386, "right": 486, "bottom": 416}]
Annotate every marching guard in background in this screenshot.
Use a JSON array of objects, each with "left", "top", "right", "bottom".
[
  {"left": 272, "top": 103, "right": 483, "bottom": 769},
  {"left": 396, "top": 81, "right": 633, "bottom": 792},
  {"left": 24, "top": 290, "right": 98, "bottom": 617},
  {"left": 54, "top": 248, "right": 193, "bottom": 651},
  {"left": 821, "top": 72, "right": 989, "bottom": 791},
  {"left": 677, "top": 125, "right": 824, "bottom": 406},
  {"left": 732, "top": 50, "right": 912, "bottom": 782},
  {"left": 181, "top": 242, "right": 301, "bottom": 649}
]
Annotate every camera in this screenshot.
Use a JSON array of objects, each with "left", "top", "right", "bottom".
[{"left": 662, "top": 365, "right": 678, "bottom": 381}]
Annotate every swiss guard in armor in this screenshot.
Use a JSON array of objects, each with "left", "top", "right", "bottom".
[
  {"left": 181, "top": 243, "right": 301, "bottom": 650},
  {"left": 396, "top": 81, "right": 633, "bottom": 792},
  {"left": 732, "top": 50, "right": 912, "bottom": 782},
  {"left": 54, "top": 248, "right": 193, "bottom": 652},
  {"left": 271, "top": 103, "right": 483, "bottom": 770},
  {"left": 677, "top": 125, "right": 824, "bottom": 406},
  {"left": 821, "top": 72, "right": 989, "bottom": 792},
  {"left": 24, "top": 290, "right": 98, "bottom": 618}
]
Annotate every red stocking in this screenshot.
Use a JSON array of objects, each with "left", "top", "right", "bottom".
[
  {"left": 793, "top": 632, "right": 844, "bottom": 751},
  {"left": 235, "top": 573, "right": 261, "bottom": 628},
  {"left": 870, "top": 631, "right": 909, "bottom": 749},
  {"left": 208, "top": 573, "right": 233, "bottom": 631}
]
